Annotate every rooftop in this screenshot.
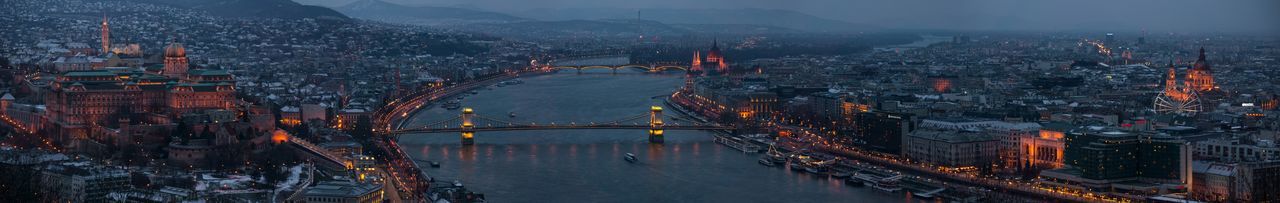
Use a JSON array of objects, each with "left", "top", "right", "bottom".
[{"left": 304, "top": 181, "right": 381, "bottom": 198}]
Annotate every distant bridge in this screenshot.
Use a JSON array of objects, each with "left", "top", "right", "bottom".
[
  {"left": 551, "top": 64, "right": 689, "bottom": 74},
  {"left": 548, "top": 55, "right": 689, "bottom": 74},
  {"left": 387, "top": 106, "right": 735, "bottom": 144}
]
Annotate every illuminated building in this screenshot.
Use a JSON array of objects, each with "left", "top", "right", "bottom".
[
  {"left": 1186, "top": 48, "right": 1215, "bottom": 92},
  {"left": 100, "top": 14, "right": 109, "bottom": 54},
  {"left": 1154, "top": 63, "right": 1202, "bottom": 116},
  {"left": 929, "top": 76, "right": 952, "bottom": 93},
  {"left": 162, "top": 42, "right": 189, "bottom": 78},
  {"left": 691, "top": 40, "right": 728, "bottom": 75},
  {"left": 1019, "top": 123, "right": 1068, "bottom": 170},
  {"left": 43, "top": 42, "right": 236, "bottom": 145}
]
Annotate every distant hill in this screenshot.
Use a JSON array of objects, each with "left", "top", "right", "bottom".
[
  {"left": 507, "top": 8, "right": 872, "bottom": 33},
  {"left": 137, "top": 0, "right": 348, "bottom": 20},
  {"left": 638, "top": 8, "right": 873, "bottom": 33},
  {"left": 336, "top": 0, "right": 523, "bottom": 26},
  {"left": 451, "top": 19, "right": 693, "bottom": 40}
]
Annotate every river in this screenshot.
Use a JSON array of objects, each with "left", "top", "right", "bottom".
[{"left": 398, "top": 69, "right": 918, "bottom": 202}]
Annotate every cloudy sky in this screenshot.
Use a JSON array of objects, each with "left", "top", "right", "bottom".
[{"left": 301, "top": 0, "right": 1280, "bottom": 33}]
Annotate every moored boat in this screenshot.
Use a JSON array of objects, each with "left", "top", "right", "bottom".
[
  {"left": 844, "top": 177, "right": 864, "bottom": 187},
  {"left": 758, "top": 158, "right": 776, "bottom": 167}
]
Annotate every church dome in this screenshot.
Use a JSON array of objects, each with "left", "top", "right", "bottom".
[
  {"left": 1192, "top": 48, "right": 1210, "bottom": 71},
  {"left": 164, "top": 42, "right": 186, "bottom": 57}
]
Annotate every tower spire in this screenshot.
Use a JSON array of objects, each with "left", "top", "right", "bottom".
[
  {"left": 1198, "top": 47, "right": 1206, "bottom": 61},
  {"left": 101, "top": 12, "right": 109, "bottom": 55}
]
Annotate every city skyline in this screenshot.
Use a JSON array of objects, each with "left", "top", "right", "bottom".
[
  {"left": 300, "top": 0, "right": 1280, "bottom": 33},
  {"left": 1, "top": 0, "right": 1278, "bottom": 202}
]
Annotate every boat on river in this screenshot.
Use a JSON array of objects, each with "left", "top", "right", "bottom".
[
  {"left": 804, "top": 166, "right": 822, "bottom": 175},
  {"left": 829, "top": 171, "right": 851, "bottom": 179},
  {"left": 443, "top": 100, "right": 461, "bottom": 110},
  {"left": 758, "top": 158, "right": 776, "bottom": 167},
  {"left": 844, "top": 176, "right": 865, "bottom": 187},
  {"left": 854, "top": 173, "right": 904, "bottom": 193},
  {"left": 789, "top": 164, "right": 806, "bottom": 172},
  {"left": 624, "top": 153, "right": 638, "bottom": 163}
]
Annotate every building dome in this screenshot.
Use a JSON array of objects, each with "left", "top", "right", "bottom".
[
  {"left": 1192, "top": 48, "right": 1210, "bottom": 71},
  {"left": 706, "top": 39, "right": 723, "bottom": 59},
  {"left": 164, "top": 42, "right": 186, "bottom": 57}
]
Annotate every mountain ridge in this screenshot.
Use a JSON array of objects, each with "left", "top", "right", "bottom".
[
  {"left": 335, "top": 0, "right": 524, "bottom": 25},
  {"left": 136, "top": 0, "right": 349, "bottom": 20}
]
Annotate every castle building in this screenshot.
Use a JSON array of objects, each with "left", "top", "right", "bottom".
[
  {"left": 162, "top": 42, "right": 189, "bottom": 78},
  {"left": 44, "top": 42, "right": 236, "bottom": 144}
]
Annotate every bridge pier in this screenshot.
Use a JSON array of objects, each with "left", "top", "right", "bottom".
[
  {"left": 649, "top": 106, "right": 664, "bottom": 143},
  {"left": 461, "top": 108, "right": 475, "bottom": 145}
]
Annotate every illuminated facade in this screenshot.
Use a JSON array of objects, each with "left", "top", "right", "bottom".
[
  {"left": 691, "top": 40, "right": 728, "bottom": 75},
  {"left": 44, "top": 42, "right": 236, "bottom": 143},
  {"left": 1186, "top": 48, "right": 1214, "bottom": 92},
  {"left": 1019, "top": 123, "right": 1068, "bottom": 170},
  {"left": 1155, "top": 63, "right": 1202, "bottom": 115},
  {"left": 100, "top": 14, "right": 109, "bottom": 54},
  {"left": 162, "top": 42, "right": 189, "bottom": 78}
]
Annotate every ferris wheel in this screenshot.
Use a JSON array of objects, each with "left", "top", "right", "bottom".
[{"left": 1154, "top": 90, "right": 1202, "bottom": 116}]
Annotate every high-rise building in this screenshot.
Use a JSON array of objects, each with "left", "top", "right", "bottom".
[
  {"left": 1042, "top": 128, "right": 1191, "bottom": 192},
  {"left": 1105, "top": 33, "right": 1115, "bottom": 46},
  {"left": 1065, "top": 130, "right": 1140, "bottom": 180},
  {"left": 854, "top": 111, "right": 913, "bottom": 155}
]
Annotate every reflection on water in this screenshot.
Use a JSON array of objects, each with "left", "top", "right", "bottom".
[{"left": 398, "top": 70, "right": 911, "bottom": 202}]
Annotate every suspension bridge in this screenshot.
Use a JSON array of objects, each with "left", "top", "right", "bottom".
[
  {"left": 547, "top": 55, "right": 689, "bottom": 74},
  {"left": 387, "top": 106, "right": 736, "bottom": 144}
]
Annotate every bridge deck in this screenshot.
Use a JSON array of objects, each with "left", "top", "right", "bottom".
[{"left": 393, "top": 125, "right": 732, "bottom": 134}]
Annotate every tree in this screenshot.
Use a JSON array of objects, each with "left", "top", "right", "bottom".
[
  {"left": 130, "top": 172, "right": 151, "bottom": 189},
  {"left": 0, "top": 166, "right": 40, "bottom": 201},
  {"left": 172, "top": 121, "right": 190, "bottom": 144}
]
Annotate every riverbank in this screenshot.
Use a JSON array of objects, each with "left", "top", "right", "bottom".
[
  {"left": 396, "top": 71, "right": 908, "bottom": 202},
  {"left": 665, "top": 85, "right": 1123, "bottom": 203}
]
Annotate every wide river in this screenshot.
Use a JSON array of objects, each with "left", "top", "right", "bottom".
[{"left": 399, "top": 69, "right": 915, "bottom": 202}]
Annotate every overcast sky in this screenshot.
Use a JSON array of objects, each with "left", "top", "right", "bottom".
[{"left": 302, "top": 0, "right": 1280, "bottom": 33}]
